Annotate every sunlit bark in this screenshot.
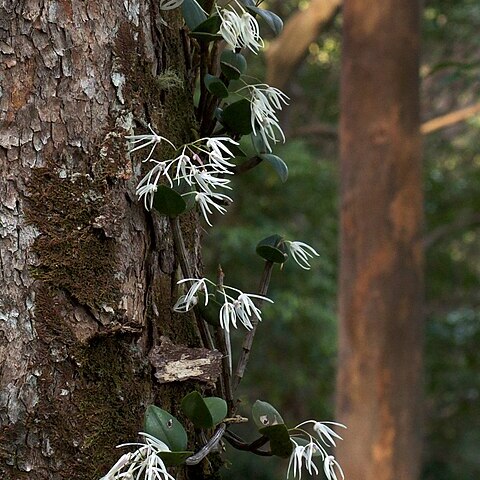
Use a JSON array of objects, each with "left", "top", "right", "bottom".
[{"left": 336, "top": 1, "right": 424, "bottom": 479}]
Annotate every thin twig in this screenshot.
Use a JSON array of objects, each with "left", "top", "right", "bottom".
[
  {"left": 170, "top": 217, "right": 215, "bottom": 350},
  {"left": 185, "top": 423, "right": 226, "bottom": 465},
  {"left": 215, "top": 266, "right": 235, "bottom": 414},
  {"left": 233, "top": 261, "right": 274, "bottom": 391},
  {"left": 421, "top": 102, "right": 480, "bottom": 134}
]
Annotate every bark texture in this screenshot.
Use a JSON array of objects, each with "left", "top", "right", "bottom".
[
  {"left": 0, "top": 1, "right": 206, "bottom": 479},
  {"left": 336, "top": 2, "right": 424, "bottom": 480}
]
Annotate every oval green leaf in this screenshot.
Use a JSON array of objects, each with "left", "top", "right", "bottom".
[
  {"left": 204, "top": 397, "right": 228, "bottom": 425},
  {"left": 204, "top": 74, "right": 229, "bottom": 99},
  {"left": 159, "top": 451, "right": 194, "bottom": 466},
  {"left": 190, "top": 14, "right": 222, "bottom": 42},
  {"left": 246, "top": 6, "right": 283, "bottom": 35},
  {"left": 181, "top": 391, "right": 214, "bottom": 429},
  {"left": 153, "top": 185, "right": 187, "bottom": 217},
  {"left": 220, "top": 50, "right": 247, "bottom": 80},
  {"left": 259, "top": 154, "right": 288, "bottom": 183},
  {"left": 259, "top": 424, "right": 293, "bottom": 458},
  {"left": 182, "top": 0, "right": 207, "bottom": 30},
  {"left": 252, "top": 400, "right": 285, "bottom": 429},
  {"left": 256, "top": 245, "right": 287, "bottom": 264},
  {"left": 222, "top": 99, "right": 253, "bottom": 135},
  {"left": 144, "top": 405, "right": 188, "bottom": 451},
  {"left": 256, "top": 235, "right": 287, "bottom": 264}
]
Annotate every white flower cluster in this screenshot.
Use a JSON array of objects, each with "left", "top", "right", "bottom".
[
  {"left": 100, "top": 433, "right": 175, "bottom": 480},
  {"left": 127, "top": 126, "right": 237, "bottom": 225},
  {"left": 173, "top": 277, "right": 273, "bottom": 332},
  {"left": 216, "top": 1, "right": 289, "bottom": 151},
  {"left": 288, "top": 421, "right": 346, "bottom": 480},
  {"left": 218, "top": 1, "right": 264, "bottom": 53},
  {"left": 240, "top": 83, "right": 290, "bottom": 152},
  {"left": 285, "top": 241, "right": 320, "bottom": 270}
]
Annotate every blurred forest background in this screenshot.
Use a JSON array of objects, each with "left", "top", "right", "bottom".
[{"left": 203, "top": 0, "right": 480, "bottom": 478}]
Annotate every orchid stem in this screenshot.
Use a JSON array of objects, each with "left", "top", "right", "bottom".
[
  {"left": 170, "top": 217, "right": 215, "bottom": 350},
  {"left": 233, "top": 260, "right": 274, "bottom": 391},
  {"left": 215, "top": 265, "right": 235, "bottom": 414},
  {"left": 223, "top": 431, "right": 273, "bottom": 457}
]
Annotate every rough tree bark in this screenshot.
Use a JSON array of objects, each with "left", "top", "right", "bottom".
[
  {"left": 0, "top": 2, "right": 213, "bottom": 479},
  {"left": 336, "top": 1, "right": 424, "bottom": 480}
]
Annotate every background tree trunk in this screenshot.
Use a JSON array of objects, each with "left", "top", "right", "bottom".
[
  {"left": 0, "top": 2, "right": 207, "bottom": 479},
  {"left": 336, "top": 1, "right": 424, "bottom": 479}
]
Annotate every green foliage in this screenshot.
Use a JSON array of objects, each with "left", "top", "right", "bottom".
[
  {"left": 256, "top": 234, "right": 288, "bottom": 263},
  {"left": 221, "top": 99, "right": 254, "bottom": 135},
  {"left": 205, "top": 139, "right": 338, "bottom": 432},
  {"left": 259, "top": 154, "right": 289, "bottom": 182},
  {"left": 259, "top": 425, "right": 293, "bottom": 458},
  {"left": 204, "top": 74, "right": 229, "bottom": 98},
  {"left": 252, "top": 400, "right": 285, "bottom": 428},
  {"left": 182, "top": 0, "right": 207, "bottom": 30},
  {"left": 153, "top": 185, "right": 187, "bottom": 217},
  {"left": 220, "top": 51, "right": 248, "bottom": 80},
  {"left": 144, "top": 405, "right": 188, "bottom": 451},
  {"left": 181, "top": 391, "right": 227, "bottom": 429},
  {"left": 209, "top": 2, "right": 480, "bottom": 479}
]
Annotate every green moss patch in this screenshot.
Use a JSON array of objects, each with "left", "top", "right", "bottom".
[{"left": 26, "top": 164, "right": 119, "bottom": 310}]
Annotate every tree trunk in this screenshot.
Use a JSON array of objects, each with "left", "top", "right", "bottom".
[
  {"left": 0, "top": 2, "right": 207, "bottom": 479},
  {"left": 336, "top": 1, "right": 424, "bottom": 480}
]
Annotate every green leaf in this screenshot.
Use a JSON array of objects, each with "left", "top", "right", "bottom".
[
  {"left": 220, "top": 50, "right": 247, "bottom": 80},
  {"left": 189, "top": 31, "right": 222, "bottom": 41},
  {"left": 252, "top": 400, "right": 285, "bottom": 429},
  {"left": 182, "top": 0, "right": 207, "bottom": 30},
  {"left": 197, "top": 297, "right": 222, "bottom": 327},
  {"left": 246, "top": 6, "right": 283, "bottom": 35},
  {"left": 256, "top": 235, "right": 287, "bottom": 264},
  {"left": 144, "top": 405, "right": 188, "bottom": 451},
  {"left": 259, "top": 154, "right": 288, "bottom": 182},
  {"left": 153, "top": 185, "right": 187, "bottom": 217},
  {"left": 204, "top": 397, "right": 228, "bottom": 425},
  {"left": 159, "top": 451, "right": 194, "bottom": 466},
  {"left": 173, "top": 180, "right": 196, "bottom": 212},
  {"left": 259, "top": 424, "right": 293, "bottom": 458},
  {"left": 190, "top": 14, "right": 222, "bottom": 42},
  {"left": 204, "top": 74, "right": 229, "bottom": 99},
  {"left": 181, "top": 391, "right": 214, "bottom": 429},
  {"left": 222, "top": 99, "right": 253, "bottom": 135},
  {"left": 251, "top": 132, "right": 268, "bottom": 154},
  {"left": 228, "top": 143, "right": 247, "bottom": 158}
]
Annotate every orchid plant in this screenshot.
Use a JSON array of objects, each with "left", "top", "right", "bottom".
[{"left": 102, "top": 1, "right": 345, "bottom": 479}]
